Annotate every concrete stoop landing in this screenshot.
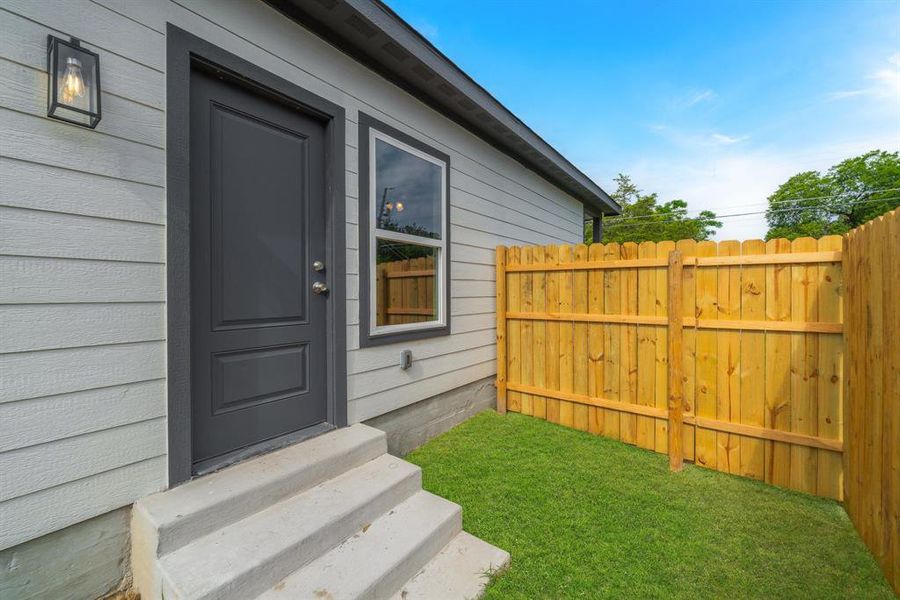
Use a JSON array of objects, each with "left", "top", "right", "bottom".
[{"left": 130, "top": 424, "right": 509, "bottom": 600}]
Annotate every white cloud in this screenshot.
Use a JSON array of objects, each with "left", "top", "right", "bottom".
[
  {"left": 868, "top": 52, "right": 900, "bottom": 98},
  {"left": 826, "top": 89, "right": 868, "bottom": 100},
  {"left": 649, "top": 124, "right": 749, "bottom": 148},
  {"left": 710, "top": 133, "right": 749, "bottom": 145},
  {"left": 827, "top": 52, "right": 900, "bottom": 102},
  {"left": 683, "top": 89, "right": 717, "bottom": 107}
]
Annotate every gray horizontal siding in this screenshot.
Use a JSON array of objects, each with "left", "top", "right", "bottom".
[
  {"left": 0, "top": 303, "right": 165, "bottom": 353},
  {"left": 0, "top": 456, "right": 167, "bottom": 550},
  {"left": 0, "top": 257, "right": 165, "bottom": 303},
  {"left": 0, "top": 380, "right": 166, "bottom": 452},
  {"left": 0, "top": 418, "right": 166, "bottom": 502},
  {"left": 1, "top": 108, "right": 164, "bottom": 186},
  {"left": 0, "top": 158, "right": 165, "bottom": 224},
  {"left": 0, "top": 341, "right": 166, "bottom": 404},
  {"left": 2, "top": 0, "right": 165, "bottom": 71},
  {"left": 0, "top": 0, "right": 167, "bottom": 551},
  {"left": 0, "top": 207, "right": 164, "bottom": 263}
]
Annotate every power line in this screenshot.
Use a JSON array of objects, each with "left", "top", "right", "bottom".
[
  {"left": 603, "top": 194, "right": 893, "bottom": 224},
  {"left": 602, "top": 187, "right": 900, "bottom": 224},
  {"left": 602, "top": 196, "right": 900, "bottom": 229},
  {"left": 602, "top": 195, "right": 900, "bottom": 226},
  {"left": 751, "top": 186, "right": 900, "bottom": 207},
  {"left": 605, "top": 196, "right": 900, "bottom": 229}
]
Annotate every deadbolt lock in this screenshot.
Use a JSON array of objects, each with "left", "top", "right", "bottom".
[{"left": 312, "top": 260, "right": 325, "bottom": 272}]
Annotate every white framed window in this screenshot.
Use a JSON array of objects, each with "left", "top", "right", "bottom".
[{"left": 358, "top": 113, "right": 451, "bottom": 347}]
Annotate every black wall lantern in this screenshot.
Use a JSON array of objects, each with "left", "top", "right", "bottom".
[{"left": 47, "top": 35, "right": 101, "bottom": 128}]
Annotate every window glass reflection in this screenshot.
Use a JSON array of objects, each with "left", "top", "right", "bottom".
[
  {"left": 375, "top": 138, "right": 442, "bottom": 239},
  {"left": 375, "top": 239, "right": 438, "bottom": 326}
]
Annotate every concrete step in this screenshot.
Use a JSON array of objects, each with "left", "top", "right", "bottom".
[
  {"left": 391, "top": 532, "right": 511, "bottom": 600},
  {"left": 158, "top": 454, "right": 420, "bottom": 600},
  {"left": 257, "top": 491, "right": 462, "bottom": 600},
  {"left": 133, "top": 424, "right": 386, "bottom": 558}
]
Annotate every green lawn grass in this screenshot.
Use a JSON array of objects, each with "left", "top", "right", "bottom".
[{"left": 405, "top": 411, "right": 893, "bottom": 599}]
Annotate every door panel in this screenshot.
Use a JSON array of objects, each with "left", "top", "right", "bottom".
[
  {"left": 190, "top": 69, "right": 328, "bottom": 469},
  {"left": 210, "top": 105, "right": 308, "bottom": 328},
  {"left": 211, "top": 343, "right": 308, "bottom": 414}
]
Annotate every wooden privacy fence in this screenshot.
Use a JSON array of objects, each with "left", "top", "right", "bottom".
[
  {"left": 843, "top": 208, "right": 899, "bottom": 591},
  {"left": 494, "top": 237, "right": 845, "bottom": 500},
  {"left": 376, "top": 256, "right": 436, "bottom": 325}
]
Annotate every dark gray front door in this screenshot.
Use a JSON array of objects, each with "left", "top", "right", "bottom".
[{"left": 190, "top": 69, "right": 328, "bottom": 470}]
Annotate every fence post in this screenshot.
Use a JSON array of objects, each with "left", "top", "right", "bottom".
[
  {"left": 496, "top": 246, "right": 508, "bottom": 414},
  {"left": 667, "top": 250, "right": 684, "bottom": 471}
]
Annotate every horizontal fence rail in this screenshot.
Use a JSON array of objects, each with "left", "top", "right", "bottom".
[
  {"left": 505, "top": 312, "right": 843, "bottom": 334},
  {"left": 496, "top": 236, "right": 845, "bottom": 500},
  {"left": 503, "top": 250, "right": 843, "bottom": 272}
]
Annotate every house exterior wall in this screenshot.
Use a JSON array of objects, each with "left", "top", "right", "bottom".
[{"left": 0, "top": 0, "right": 585, "bottom": 558}]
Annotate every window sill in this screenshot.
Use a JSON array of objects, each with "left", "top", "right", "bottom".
[{"left": 359, "top": 322, "right": 451, "bottom": 348}]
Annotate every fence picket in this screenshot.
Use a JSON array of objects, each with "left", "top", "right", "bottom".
[
  {"left": 740, "top": 239, "right": 766, "bottom": 480},
  {"left": 602, "top": 242, "right": 622, "bottom": 440},
  {"left": 667, "top": 250, "right": 685, "bottom": 471},
  {"left": 677, "top": 239, "right": 697, "bottom": 461},
  {"left": 532, "top": 245, "right": 547, "bottom": 420},
  {"left": 620, "top": 242, "right": 639, "bottom": 444},
  {"left": 885, "top": 211, "right": 900, "bottom": 592},
  {"left": 587, "top": 242, "right": 605, "bottom": 435},
  {"left": 817, "top": 235, "right": 843, "bottom": 499},
  {"left": 545, "top": 245, "right": 561, "bottom": 424},
  {"left": 636, "top": 241, "right": 657, "bottom": 450},
  {"left": 507, "top": 247, "right": 522, "bottom": 413},
  {"left": 716, "top": 240, "right": 742, "bottom": 475},
  {"left": 765, "top": 238, "right": 793, "bottom": 487},
  {"left": 864, "top": 218, "right": 885, "bottom": 559},
  {"left": 655, "top": 240, "right": 675, "bottom": 454},
  {"left": 520, "top": 247, "right": 534, "bottom": 416},
  {"left": 886, "top": 212, "right": 900, "bottom": 592},
  {"left": 559, "top": 245, "right": 575, "bottom": 427},
  {"left": 790, "top": 237, "right": 819, "bottom": 493},
  {"left": 573, "top": 244, "right": 590, "bottom": 431},
  {"left": 695, "top": 240, "right": 718, "bottom": 469}
]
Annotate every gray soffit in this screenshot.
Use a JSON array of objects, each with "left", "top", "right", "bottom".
[{"left": 264, "top": 0, "right": 620, "bottom": 216}]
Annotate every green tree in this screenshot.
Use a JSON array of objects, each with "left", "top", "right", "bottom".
[
  {"left": 765, "top": 150, "right": 900, "bottom": 240},
  {"left": 585, "top": 174, "right": 722, "bottom": 244}
]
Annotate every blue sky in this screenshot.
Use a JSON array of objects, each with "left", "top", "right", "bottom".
[{"left": 387, "top": 0, "right": 900, "bottom": 239}]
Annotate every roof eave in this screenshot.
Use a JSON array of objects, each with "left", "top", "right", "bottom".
[{"left": 264, "top": 0, "right": 620, "bottom": 216}]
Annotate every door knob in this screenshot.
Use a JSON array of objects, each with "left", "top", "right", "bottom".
[{"left": 312, "top": 281, "right": 329, "bottom": 295}]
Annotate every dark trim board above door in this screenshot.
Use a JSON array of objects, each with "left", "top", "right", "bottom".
[{"left": 166, "top": 25, "right": 347, "bottom": 487}]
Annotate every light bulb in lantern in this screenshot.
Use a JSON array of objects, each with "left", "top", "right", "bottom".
[
  {"left": 395, "top": 201, "right": 404, "bottom": 212},
  {"left": 60, "top": 57, "right": 86, "bottom": 105},
  {"left": 384, "top": 201, "right": 393, "bottom": 211}
]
